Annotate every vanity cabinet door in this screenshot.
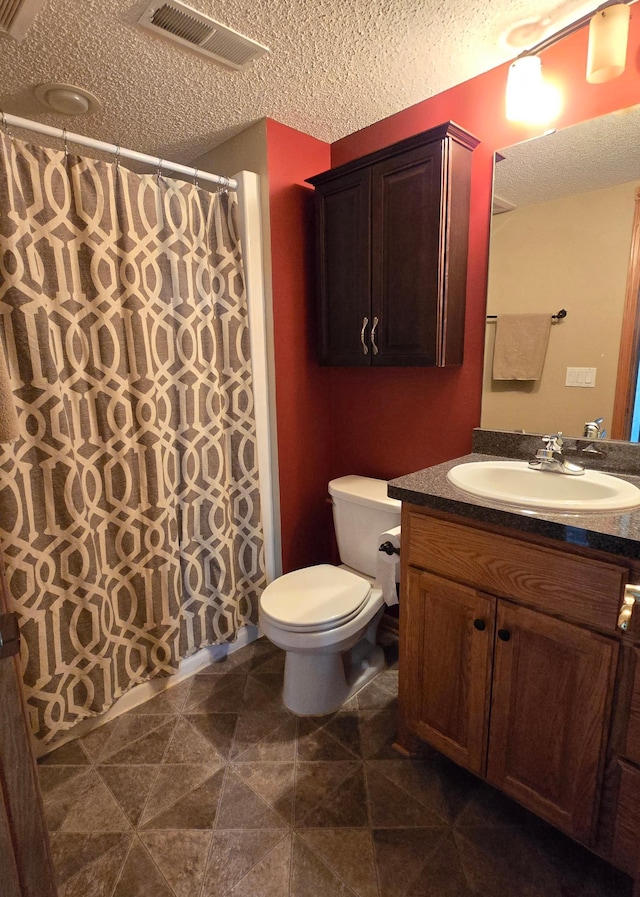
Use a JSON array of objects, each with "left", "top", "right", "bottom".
[
  {"left": 403, "top": 567, "right": 495, "bottom": 776},
  {"left": 487, "top": 602, "right": 618, "bottom": 844}
]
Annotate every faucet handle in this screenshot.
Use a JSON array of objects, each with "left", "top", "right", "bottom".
[
  {"left": 542, "top": 432, "right": 563, "bottom": 452},
  {"left": 583, "top": 418, "right": 604, "bottom": 439}
]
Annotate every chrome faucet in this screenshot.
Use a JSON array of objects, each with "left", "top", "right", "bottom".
[
  {"left": 583, "top": 417, "right": 606, "bottom": 439},
  {"left": 528, "top": 433, "right": 585, "bottom": 476}
]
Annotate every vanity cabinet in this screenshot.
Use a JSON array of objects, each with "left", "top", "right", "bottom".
[
  {"left": 397, "top": 504, "right": 640, "bottom": 862},
  {"left": 306, "top": 122, "right": 479, "bottom": 367}
]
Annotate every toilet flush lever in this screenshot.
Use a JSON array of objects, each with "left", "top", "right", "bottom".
[{"left": 379, "top": 541, "right": 400, "bottom": 556}]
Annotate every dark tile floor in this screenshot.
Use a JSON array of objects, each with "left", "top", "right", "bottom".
[{"left": 38, "top": 636, "right": 633, "bottom": 897}]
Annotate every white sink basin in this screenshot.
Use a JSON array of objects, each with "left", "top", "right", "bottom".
[{"left": 447, "top": 460, "right": 640, "bottom": 512}]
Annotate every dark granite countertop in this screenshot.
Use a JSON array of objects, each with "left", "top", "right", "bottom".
[{"left": 388, "top": 430, "right": 640, "bottom": 560}]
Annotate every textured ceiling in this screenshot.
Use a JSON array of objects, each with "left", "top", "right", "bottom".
[
  {"left": 494, "top": 103, "right": 640, "bottom": 208},
  {"left": 0, "top": 0, "right": 602, "bottom": 166}
]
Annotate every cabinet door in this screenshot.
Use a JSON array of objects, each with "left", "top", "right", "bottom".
[
  {"left": 612, "top": 760, "right": 640, "bottom": 875},
  {"left": 402, "top": 567, "right": 495, "bottom": 775},
  {"left": 487, "top": 602, "right": 618, "bottom": 844},
  {"left": 371, "top": 142, "right": 444, "bottom": 366},
  {"left": 315, "top": 168, "right": 371, "bottom": 365}
]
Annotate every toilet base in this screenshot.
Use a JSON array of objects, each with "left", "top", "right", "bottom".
[{"left": 281, "top": 607, "right": 385, "bottom": 716}]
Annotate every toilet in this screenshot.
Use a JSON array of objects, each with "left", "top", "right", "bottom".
[{"left": 259, "top": 475, "right": 401, "bottom": 716}]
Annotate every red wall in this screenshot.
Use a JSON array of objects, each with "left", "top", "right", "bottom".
[
  {"left": 328, "top": 21, "right": 640, "bottom": 483},
  {"left": 265, "top": 120, "right": 333, "bottom": 573},
  {"left": 268, "top": 18, "right": 640, "bottom": 571}
]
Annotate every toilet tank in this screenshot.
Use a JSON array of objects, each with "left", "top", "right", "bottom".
[{"left": 328, "top": 475, "right": 401, "bottom": 578}]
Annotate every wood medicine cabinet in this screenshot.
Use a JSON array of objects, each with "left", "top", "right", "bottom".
[{"left": 307, "top": 122, "right": 479, "bottom": 367}]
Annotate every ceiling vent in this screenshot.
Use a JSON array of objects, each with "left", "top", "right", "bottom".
[
  {"left": 0, "top": 0, "right": 48, "bottom": 41},
  {"left": 137, "top": 1, "right": 269, "bottom": 71}
]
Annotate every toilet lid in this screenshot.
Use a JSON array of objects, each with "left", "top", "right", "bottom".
[{"left": 260, "top": 564, "right": 371, "bottom": 632}]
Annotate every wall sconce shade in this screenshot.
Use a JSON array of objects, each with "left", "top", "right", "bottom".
[
  {"left": 506, "top": 56, "right": 542, "bottom": 122},
  {"left": 586, "top": 3, "right": 630, "bottom": 83},
  {"left": 506, "top": 55, "right": 562, "bottom": 124}
]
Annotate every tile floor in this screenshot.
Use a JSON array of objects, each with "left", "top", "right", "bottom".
[{"left": 38, "top": 635, "right": 633, "bottom": 897}]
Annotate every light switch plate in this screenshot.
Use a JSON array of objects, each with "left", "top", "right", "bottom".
[{"left": 565, "top": 367, "right": 597, "bottom": 387}]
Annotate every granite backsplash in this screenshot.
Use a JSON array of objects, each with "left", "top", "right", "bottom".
[{"left": 472, "top": 429, "right": 640, "bottom": 477}]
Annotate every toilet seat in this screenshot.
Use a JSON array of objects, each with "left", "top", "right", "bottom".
[{"left": 260, "top": 564, "right": 371, "bottom": 633}]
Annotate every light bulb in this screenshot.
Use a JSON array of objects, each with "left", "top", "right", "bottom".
[{"left": 506, "top": 55, "right": 561, "bottom": 125}]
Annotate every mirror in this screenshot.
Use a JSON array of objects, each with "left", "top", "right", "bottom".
[{"left": 481, "top": 104, "right": 640, "bottom": 440}]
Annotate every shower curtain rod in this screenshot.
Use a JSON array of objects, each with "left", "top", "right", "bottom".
[{"left": 1, "top": 112, "right": 238, "bottom": 191}]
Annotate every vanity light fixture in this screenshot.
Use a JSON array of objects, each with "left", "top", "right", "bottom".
[{"left": 505, "top": 0, "right": 633, "bottom": 124}]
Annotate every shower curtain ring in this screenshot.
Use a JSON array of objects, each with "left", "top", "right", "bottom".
[
  {"left": 156, "top": 158, "right": 163, "bottom": 181},
  {"left": 63, "top": 128, "right": 69, "bottom": 157},
  {"left": 114, "top": 142, "right": 121, "bottom": 174},
  {"left": 0, "top": 110, "right": 9, "bottom": 135},
  {"left": 193, "top": 168, "right": 199, "bottom": 189}
]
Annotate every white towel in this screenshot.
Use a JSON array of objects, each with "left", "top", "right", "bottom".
[{"left": 492, "top": 313, "right": 551, "bottom": 381}]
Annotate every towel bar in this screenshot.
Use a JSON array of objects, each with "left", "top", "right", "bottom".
[{"left": 486, "top": 308, "right": 567, "bottom": 322}]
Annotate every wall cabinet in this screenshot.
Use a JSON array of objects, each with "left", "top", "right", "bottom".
[
  {"left": 307, "top": 123, "right": 479, "bottom": 367},
  {"left": 398, "top": 504, "right": 640, "bottom": 875}
]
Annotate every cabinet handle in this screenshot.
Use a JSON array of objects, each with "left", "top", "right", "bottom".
[
  {"left": 371, "top": 316, "right": 379, "bottom": 355},
  {"left": 618, "top": 584, "right": 640, "bottom": 631},
  {"left": 473, "top": 618, "right": 486, "bottom": 631},
  {"left": 360, "top": 317, "right": 369, "bottom": 355},
  {"left": 497, "top": 629, "right": 511, "bottom": 642}
]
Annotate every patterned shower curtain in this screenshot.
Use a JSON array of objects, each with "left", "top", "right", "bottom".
[{"left": 0, "top": 132, "right": 266, "bottom": 744}]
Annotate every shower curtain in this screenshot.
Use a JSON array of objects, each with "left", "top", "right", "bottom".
[{"left": 0, "top": 131, "right": 266, "bottom": 744}]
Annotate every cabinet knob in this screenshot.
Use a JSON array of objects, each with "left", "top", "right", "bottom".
[
  {"left": 360, "top": 317, "right": 369, "bottom": 355},
  {"left": 497, "top": 629, "right": 511, "bottom": 642},
  {"left": 473, "top": 618, "right": 486, "bottom": 631}
]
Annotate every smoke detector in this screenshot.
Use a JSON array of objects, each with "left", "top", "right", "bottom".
[
  {"left": 34, "top": 83, "right": 100, "bottom": 115},
  {"left": 137, "top": 1, "right": 269, "bottom": 71},
  {"left": 0, "top": 0, "right": 48, "bottom": 40}
]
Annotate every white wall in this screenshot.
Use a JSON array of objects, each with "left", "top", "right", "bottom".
[{"left": 194, "top": 120, "right": 282, "bottom": 578}]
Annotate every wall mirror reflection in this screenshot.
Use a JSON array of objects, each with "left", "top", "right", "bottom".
[{"left": 481, "top": 104, "right": 640, "bottom": 441}]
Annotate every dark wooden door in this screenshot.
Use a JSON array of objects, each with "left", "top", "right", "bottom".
[
  {"left": 405, "top": 567, "right": 495, "bottom": 775},
  {"left": 487, "top": 601, "right": 617, "bottom": 844},
  {"left": 0, "top": 570, "right": 57, "bottom": 897},
  {"left": 315, "top": 167, "right": 371, "bottom": 365},
  {"left": 371, "top": 142, "right": 444, "bottom": 366}
]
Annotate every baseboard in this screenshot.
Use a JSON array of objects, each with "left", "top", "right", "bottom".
[{"left": 34, "top": 624, "right": 261, "bottom": 759}]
